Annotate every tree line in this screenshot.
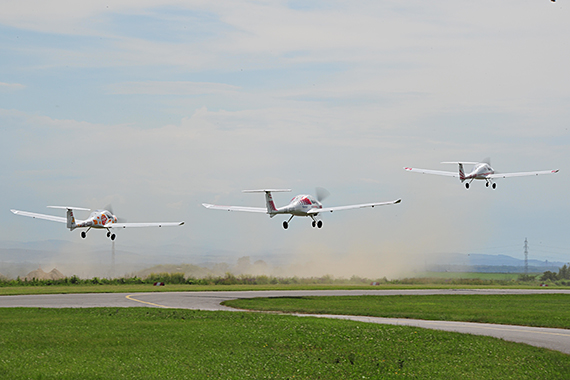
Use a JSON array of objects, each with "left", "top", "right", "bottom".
[{"left": 539, "top": 264, "right": 570, "bottom": 283}]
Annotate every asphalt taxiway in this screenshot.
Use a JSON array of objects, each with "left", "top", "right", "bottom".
[{"left": 2, "top": 288, "right": 569, "bottom": 354}]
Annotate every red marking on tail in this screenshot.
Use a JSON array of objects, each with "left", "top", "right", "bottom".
[
  {"left": 459, "top": 164, "right": 466, "bottom": 181},
  {"left": 266, "top": 193, "right": 277, "bottom": 212}
]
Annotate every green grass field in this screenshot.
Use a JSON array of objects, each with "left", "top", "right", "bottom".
[
  {"left": 1, "top": 307, "right": 569, "bottom": 379},
  {"left": 417, "top": 272, "right": 530, "bottom": 280},
  {"left": 0, "top": 282, "right": 548, "bottom": 296},
  {"left": 225, "top": 293, "right": 570, "bottom": 329}
]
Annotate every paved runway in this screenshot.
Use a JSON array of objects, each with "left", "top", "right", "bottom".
[{"left": 2, "top": 288, "right": 570, "bottom": 354}]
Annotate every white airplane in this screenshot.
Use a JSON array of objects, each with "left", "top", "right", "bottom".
[
  {"left": 202, "top": 188, "right": 401, "bottom": 229},
  {"left": 10, "top": 206, "right": 184, "bottom": 240},
  {"left": 404, "top": 159, "right": 559, "bottom": 189}
]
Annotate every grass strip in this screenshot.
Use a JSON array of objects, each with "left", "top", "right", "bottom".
[
  {"left": 0, "top": 307, "right": 568, "bottom": 379},
  {"left": 0, "top": 283, "right": 546, "bottom": 296},
  {"left": 224, "top": 294, "right": 570, "bottom": 329}
]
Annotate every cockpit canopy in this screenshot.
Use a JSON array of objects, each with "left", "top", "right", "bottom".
[{"left": 290, "top": 195, "right": 318, "bottom": 205}]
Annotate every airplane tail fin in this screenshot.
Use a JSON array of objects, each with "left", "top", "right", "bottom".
[
  {"left": 458, "top": 163, "right": 466, "bottom": 182},
  {"left": 243, "top": 189, "right": 291, "bottom": 216},
  {"left": 47, "top": 206, "right": 89, "bottom": 231},
  {"left": 66, "top": 209, "right": 78, "bottom": 230},
  {"left": 264, "top": 192, "right": 278, "bottom": 214}
]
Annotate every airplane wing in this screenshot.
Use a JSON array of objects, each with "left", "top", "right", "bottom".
[
  {"left": 107, "top": 221, "right": 184, "bottom": 228},
  {"left": 10, "top": 209, "right": 67, "bottom": 223},
  {"left": 487, "top": 169, "right": 559, "bottom": 179},
  {"left": 202, "top": 204, "right": 267, "bottom": 213},
  {"left": 404, "top": 167, "right": 459, "bottom": 177},
  {"left": 307, "top": 199, "right": 401, "bottom": 214}
]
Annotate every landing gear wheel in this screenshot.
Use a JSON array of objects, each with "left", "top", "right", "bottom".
[
  {"left": 492, "top": 183, "right": 496, "bottom": 189},
  {"left": 283, "top": 221, "right": 288, "bottom": 229},
  {"left": 81, "top": 231, "right": 86, "bottom": 239},
  {"left": 312, "top": 221, "right": 316, "bottom": 228},
  {"left": 465, "top": 183, "right": 470, "bottom": 189},
  {"left": 107, "top": 231, "right": 111, "bottom": 237},
  {"left": 111, "top": 234, "right": 116, "bottom": 241},
  {"left": 317, "top": 220, "right": 323, "bottom": 229},
  {"left": 486, "top": 182, "right": 489, "bottom": 187}
]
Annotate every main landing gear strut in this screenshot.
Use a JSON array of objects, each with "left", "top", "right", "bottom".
[
  {"left": 283, "top": 216, "right": 323, "bottom": 229},
  {"left": 81, "top": 227, "right": 91, "bottom": 239},
  {"left": 465, "top": 180, "right": 496, "bottom": 189},
  {"left": 311, "top": 216, "right": 323, "bottom": 229},
  {"left": 283, "top": 215, "right": 294, "bottom": 229},
  {"left": 106, "top": 229, "right": 116, "bottom": 241},
  {"left": 82, "top": 228, "right": 115, "bottom": 240}
]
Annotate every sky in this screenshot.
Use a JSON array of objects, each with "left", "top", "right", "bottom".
[{"left": 1, "top": 0, "right": 569, "bottom": 277}]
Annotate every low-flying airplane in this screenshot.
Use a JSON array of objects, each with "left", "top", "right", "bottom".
[
  {"left": 10, "top": 206, "right": 184, "bottom": 240},
  {"left": 404, "top": 159, "right": 559, "bottom": 189},
  {"left": 202, "top": 188, "right": 401, "bottom": 229}
]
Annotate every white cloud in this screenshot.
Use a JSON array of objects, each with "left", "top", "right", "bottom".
[
  {"left": 108, "top": 81, "right": 240, "bottom": 95},
  {"left": 0, "top": 82, "right": 25, "bottom": 91}
]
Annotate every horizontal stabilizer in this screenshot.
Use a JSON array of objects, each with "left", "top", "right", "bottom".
[
  {"left": 242, "top": 189, "right": 291, "bottom": 193},
  {"left": 441, "top": 161, "right": 479, "bottom": 165},
  {"left": 47, "top": 206, "right": 91, "bottom": 211}
]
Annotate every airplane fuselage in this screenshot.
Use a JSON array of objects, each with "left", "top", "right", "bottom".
[
  {"left": 465, "top": 163, "right": 494, "bottom": 180},
  {"left": 73, "top": 210, "right": 118, "bottom": 229},
  {"left": 273, "top": 194, "right": 323, "bottom": 216}
]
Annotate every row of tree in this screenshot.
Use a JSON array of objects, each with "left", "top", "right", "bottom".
[{"left": 539, "top": 264, "right": 570, "bottom": 282}]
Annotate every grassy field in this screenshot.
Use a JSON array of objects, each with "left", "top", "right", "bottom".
[
  {"left": 1, "top": 307, "right": 569, "bottom": 379},
  {"left": 417, "top": 272, "right": 530, "bottom": 280},
  {"left": 225, "top": 293, "right": 570, "bottom": 329},
  {"left": 0, "top": 282, "right": 551, "bottom": 296}
]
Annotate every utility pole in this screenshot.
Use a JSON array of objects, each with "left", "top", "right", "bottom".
[{"left": 524, "top": 238, "right": 529, "bottom": 276}]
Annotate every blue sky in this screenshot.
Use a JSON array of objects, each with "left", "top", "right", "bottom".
[{"left": 1, "top": 1, "right": 569, "bottom": 277}]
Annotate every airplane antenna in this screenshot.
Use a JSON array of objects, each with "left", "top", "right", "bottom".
[{"left": 523, "top": 238, "right": 529, "bottom": 276}]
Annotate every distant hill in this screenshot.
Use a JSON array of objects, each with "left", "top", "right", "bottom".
[
  {"left": 426, "top": 253, "right": 566, "bottom": 273},
  {"left": 1, "top": 240, "right": 567, "bottom": 278}
]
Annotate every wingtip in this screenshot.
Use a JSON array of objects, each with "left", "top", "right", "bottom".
[
  {"left": 180, "top": 221, "right": 185, "bottom": 226},
  {"left": 395, "top": 198, "right": 402, "bottom": 204}
]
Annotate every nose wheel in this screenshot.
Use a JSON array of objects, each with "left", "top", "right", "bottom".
[{"left": 81, "top": 231, "right": 87, "bottom": 239}]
